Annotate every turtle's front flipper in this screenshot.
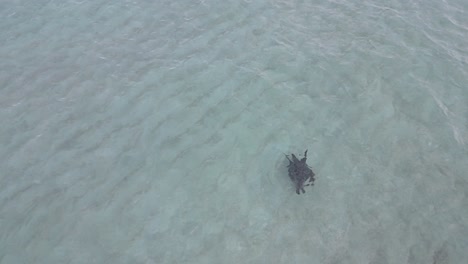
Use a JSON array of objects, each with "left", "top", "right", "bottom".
[
  {"left": 301, "top": 149, "right": 308, "bottom": 163},
  {"left": 292, "top": 154, "right": 300, "bottom": 163}
]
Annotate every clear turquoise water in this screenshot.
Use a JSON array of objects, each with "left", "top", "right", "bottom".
[{"left": 1, "top": 0, "right": 467, "bottom": 263}]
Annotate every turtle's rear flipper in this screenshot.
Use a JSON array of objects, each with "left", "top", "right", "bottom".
[{"left": 295, "top": 188, "right": 306, "bottom": 195}]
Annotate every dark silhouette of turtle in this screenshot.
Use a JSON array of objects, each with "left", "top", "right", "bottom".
[{"left": 285, "top": 150, "right": 315, "bottom": 194}]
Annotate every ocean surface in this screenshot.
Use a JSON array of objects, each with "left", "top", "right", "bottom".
[{"left": 1, "top": 0, "right": 467, "bottom": 263}]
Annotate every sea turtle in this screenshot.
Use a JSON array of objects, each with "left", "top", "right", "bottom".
[{"left": 285, "top": 150, "right": 315, "bottom": 194}]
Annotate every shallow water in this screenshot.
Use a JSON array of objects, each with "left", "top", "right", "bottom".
[{"left": 1, "top": 0, "right": 467, "bottom": 263}]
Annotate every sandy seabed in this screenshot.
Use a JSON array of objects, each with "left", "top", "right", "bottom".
[{"left": 1, "top": 0, "right": 467, "bottom": 263}]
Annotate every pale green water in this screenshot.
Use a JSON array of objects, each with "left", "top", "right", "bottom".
[{"left": 0, "top": 0, "right": 467, "bottom": 263}]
